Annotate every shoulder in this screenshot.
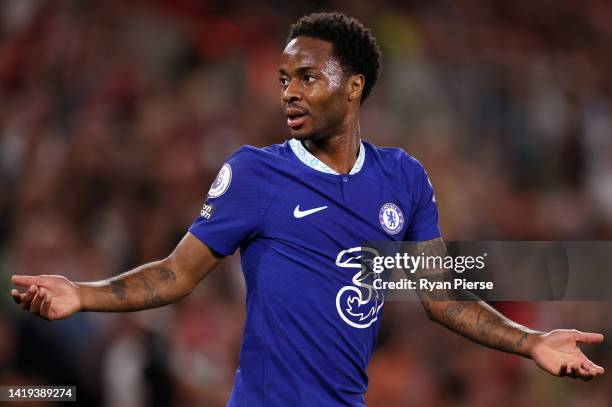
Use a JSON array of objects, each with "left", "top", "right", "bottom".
[
  {"left": 363, "top": 140, "right": 428, "bottom": 177},
  {"left": 222, "top": 141, "right": 293, "bottom": 175},
  {"left": 217, "top": 142, "right": 293, "bottom": 199},
  {"left": 226, "top": 141, "right": 293, "bottom": 167}
]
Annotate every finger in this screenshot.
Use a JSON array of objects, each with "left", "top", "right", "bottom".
[
  {"left": 40, "top": 295, "right": 53, "bottom": 320},
  {"left": 11, "top": 289, "right": 23, "bottom": 304},
  {"left": 577, "top": 365, "right": 591, "bottom": 378},
  {"left": 582, "top": 359, "right": 605, "bottom": 375},
  {"left": 11, "top": 275, "right": 44, "bottom": 288},
  {"left": 566, "top": 362, "right": 579, "bottom": 377},
  {"left": 567, "top": 362, "right": 591, "bottom": 380},
  {"left": 577, "top": 332, "right": 604, "bottom": 344},
  {"left": 30, "top": 288, "right": 46, "bottom": 314},
  {"left": 20, "top": 285, "right": 38, "bottom": 310},
  {"left": 559, "top": 362, "right": 567, "bottom": 377},
  {"left": 582, "top": 360, "right": 596, "bottom": 374},
  {"left": 576, "top": 363, "right": 596, "bottom": 381}
]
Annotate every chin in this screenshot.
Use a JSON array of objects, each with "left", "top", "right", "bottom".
[{"left": 289, "top": 128, "right": 314, "bottom": 141}]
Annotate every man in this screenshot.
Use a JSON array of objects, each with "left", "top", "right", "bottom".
[{"left": 10, "top": 12, "right": 604, "bottom": 406}]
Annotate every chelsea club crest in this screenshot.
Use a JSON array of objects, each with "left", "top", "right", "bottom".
[{"left": 379, "top": 203, "right": 404, "bottom": 235}]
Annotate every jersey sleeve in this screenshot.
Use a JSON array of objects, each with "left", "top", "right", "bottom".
[
  {"left": 188, "top": 148, "right": 268, "bottom": 256},
  {"left": 404, "top": 158, "right": 441, "bottom": 242}
]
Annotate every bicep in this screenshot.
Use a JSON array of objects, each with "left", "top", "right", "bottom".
[
  {"left": 411, "top": 237, "right": 480, "bottom": 320},
  {"left": 410, "top": 237, "right": 455, "bottom": 316},
  {"left": 413, "top": 237, "right": 447, "bottom": 257},
  {"left": 165, "top": 232, "right": 223, "bottom": 291}
]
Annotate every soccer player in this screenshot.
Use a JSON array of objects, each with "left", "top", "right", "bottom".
[{"left": 10, "top": 12, "right": 604, "bottom": 406}]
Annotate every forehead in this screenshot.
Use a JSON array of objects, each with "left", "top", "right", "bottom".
[{"left": 279, "top": 36, "right": 339, "bottom": 70}]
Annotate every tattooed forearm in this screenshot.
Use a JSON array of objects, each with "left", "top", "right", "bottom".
[
  {"left": 140, "top": 276, "right": 164, "bottom": 307},
  {"left": 413, "top": 238, "right": 540, "bottom": 357},
  {"left": 156, "top": 266, "right": 176, "bottom": 282},
  {"left": 111, "top": 280, "right": 128, "bottom": 302},
  {"left": 439, "top": 302, "right": 469, "bottom": 333},
  {"left": 433, "top": 300, "right": 536, "bottom": 355},
  {"left": 78, "top": 261, "right": 187, "bottom": 312},
  {"left": 516, "top": 332, "right": 529, "bottom": 349},
  {"left": 431, "top": 297, "right": 541, "bottom": 356}
]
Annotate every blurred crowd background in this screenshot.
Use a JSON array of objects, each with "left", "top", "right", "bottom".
[{"left": 1, "top": 0, "right": 612, "bottom": 406}]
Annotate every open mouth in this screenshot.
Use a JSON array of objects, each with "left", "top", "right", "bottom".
[{"left": 287, "top": 113, "right": 307, "bottom": 129}]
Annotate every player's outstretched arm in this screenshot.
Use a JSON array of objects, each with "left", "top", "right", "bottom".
[
  {"left": 413, "top": 238, "right": 604, "bottom": 381},
  {"left": 10, "top": 232, "right": 221, "bottom": 320}
]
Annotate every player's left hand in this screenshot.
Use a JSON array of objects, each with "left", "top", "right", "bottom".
[{"left": 531, "top": 329, "right": 604, "bottom": 380}]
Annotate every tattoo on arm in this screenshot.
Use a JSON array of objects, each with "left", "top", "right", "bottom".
[
  {"left": 140, "top": 276, "right": 164, "bottom": 307},
  {"left": 156, "top": 266, "right": 176, "bottom": 282},
  {"left": 111, "top": 280, "right": 128, "bottom": 302},
  {"left": 433, "top": 298, "right": 533, "bottom": 354},
  {"left": 439, "top": 302, "right": 469, "bottom": 333},
  {"left": 516, "top": 332, "right": 528, "bottom": 350},
  {"left": 412, "top": 238, "right": 535, "bottom": 356},
  {"left": 107, "top": 264, "right": 177, "bottom": 308}
]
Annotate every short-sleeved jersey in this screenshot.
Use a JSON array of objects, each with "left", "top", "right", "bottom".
[{"left": 189, "top": 139, "right": 440, "bottom": 407}]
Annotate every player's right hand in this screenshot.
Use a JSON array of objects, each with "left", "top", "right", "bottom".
[{"left": 10, "top": 275, "right": 81, "bottom": 320}]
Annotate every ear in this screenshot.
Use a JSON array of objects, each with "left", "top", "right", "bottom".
[{"left": 347, "top": 74, "right": 365, "bottom": 102}]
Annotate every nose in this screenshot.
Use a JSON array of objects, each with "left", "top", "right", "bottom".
[{"left": 282, "top": 79, "right": 302, "bottom": 104}]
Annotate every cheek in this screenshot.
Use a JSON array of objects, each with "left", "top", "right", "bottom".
[
  {"left": 311, "top": 104, "right": 346, "bottom": 133},
  {"left": 302, "top": 82, "right": 348, "bottom": 131},
  {"left": 309, "top": 86, "right": 345, "bottom": 116},
  {"left": 318, "top": 91, "right": 347, "bottom": 121}
]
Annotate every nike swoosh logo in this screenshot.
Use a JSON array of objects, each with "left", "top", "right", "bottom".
[{"left": 293, "top": 205, "right": 328, "bottom": 218}]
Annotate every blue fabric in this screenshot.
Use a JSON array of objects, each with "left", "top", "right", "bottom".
[{"left": 189, "top": 139, "right": 441, "bottom": 406}]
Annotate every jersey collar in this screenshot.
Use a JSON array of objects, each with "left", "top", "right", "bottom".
[{"left": 289, "top": 138, "right": 365, "bottom": 175}]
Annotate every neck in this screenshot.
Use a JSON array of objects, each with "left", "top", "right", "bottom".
[{"left": 302, "top": 119, "right": 361, "bottom": 174}]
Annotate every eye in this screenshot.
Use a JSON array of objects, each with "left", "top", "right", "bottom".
[
  {"left": 279, "top": 77, "right": 289, "bottom": 86},
  {"left": 304, "top": 75, "right": 316, "bottom": 83}
]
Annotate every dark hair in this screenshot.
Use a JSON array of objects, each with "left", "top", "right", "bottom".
[{"left": 287, "top": 12, "right": 381, "bottom": 103}]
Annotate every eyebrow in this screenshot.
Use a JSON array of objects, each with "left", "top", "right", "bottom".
[{"left": 278, "top": 66, "right": 319, "bottom": 75}]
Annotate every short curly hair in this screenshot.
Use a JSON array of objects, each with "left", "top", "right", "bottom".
[{"left": 287, "top": 12, "right": 382, "bottom": 103}]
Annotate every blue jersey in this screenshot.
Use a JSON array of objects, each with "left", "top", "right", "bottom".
[{"left": 189, "top": 139, "right": 440, "bottom": 406}]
